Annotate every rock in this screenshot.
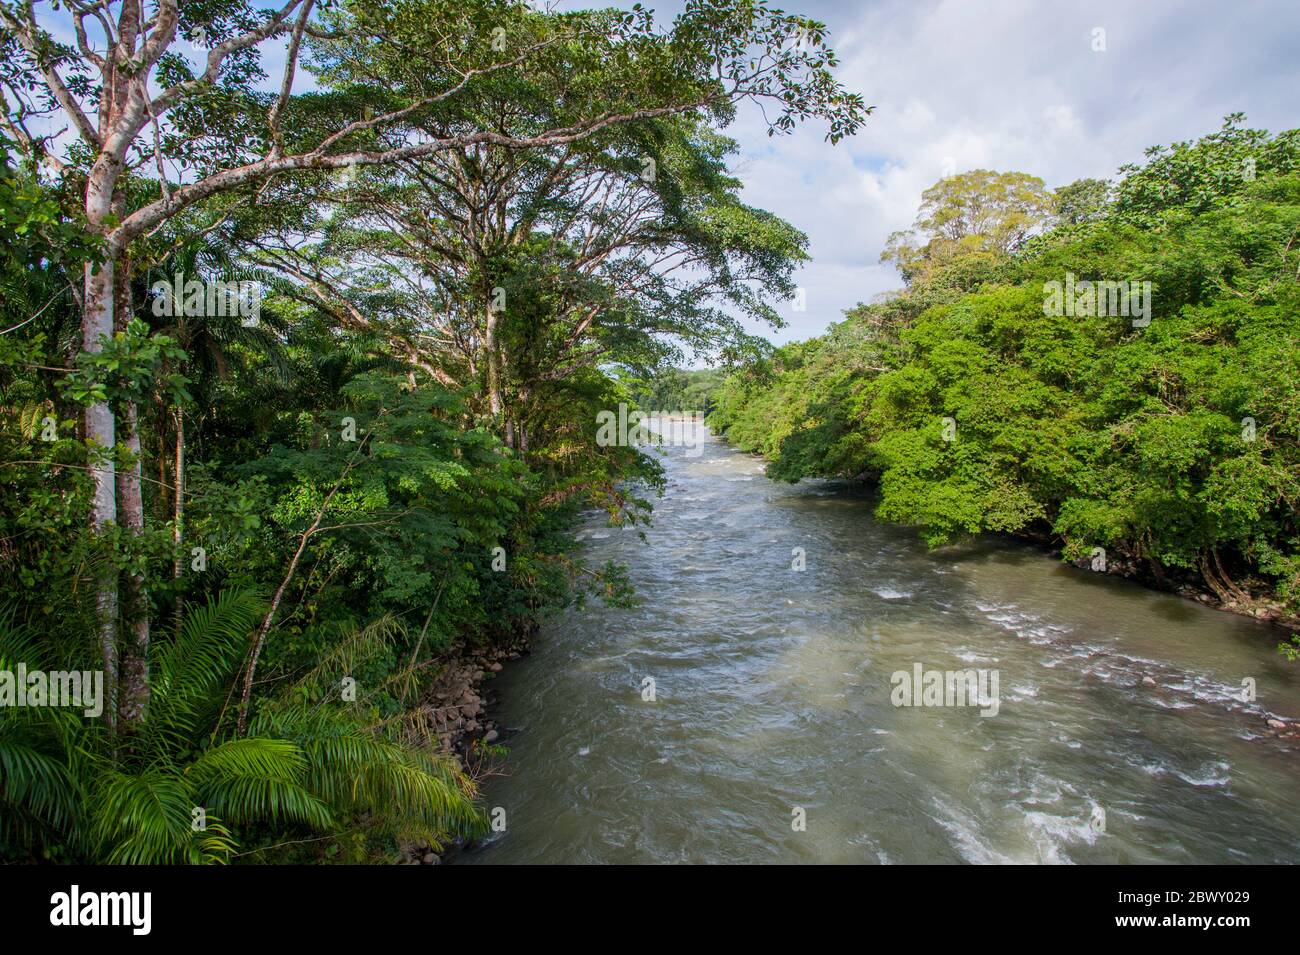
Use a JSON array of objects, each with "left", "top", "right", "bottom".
[
  {"left": 465, "top": 720, "right": 479, "bottom": 732},
  {"left": 489, "top": 662, "right": 503, "bottom": 672},
  {"left": 484, "top": 729, "right": 499, "bottom": 743},
  {"left": 1267, "top": 719, "right": 1287, "bottom": 729},
  {"left": 422, "top": 853, "right": 437, "bottom": 864},
  {"left": 1141, "top": 676, "right": 1156, "bottom": 686}
]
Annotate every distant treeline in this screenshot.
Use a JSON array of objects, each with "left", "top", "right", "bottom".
[{"left": 624, "top": 367, "right": 731, "bottom": 416}]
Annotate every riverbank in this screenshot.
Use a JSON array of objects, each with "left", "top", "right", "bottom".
[
  {"left": 941, "top": 500, "right": 1300, "bottom": 634},
  {"left": 1055, "top": 544, "right": 1300, "bottom": 634},
  {"left": 714, "top": 429, "right": 1300, "bottom": 637},
  {"left": 401, "top": 631, "right": 531, "bottom": 865}
]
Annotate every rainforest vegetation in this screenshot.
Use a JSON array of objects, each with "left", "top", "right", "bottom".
[
  {"left": 710, "top": 116, "right": 1300, "bottom": 639},
  {"left": 0, "top": 0, "right": 864, "bottom": 862},
  {"left": 3, "top": 0, "right": 1297, "bottom": 870}
]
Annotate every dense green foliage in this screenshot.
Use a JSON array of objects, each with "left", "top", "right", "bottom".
[
  {"left": 0, "top": 149, "right": 654, "bottom": 858},
  {"left": 712, "top": 117, "right": 1300, "bottom": 636},
  {"left": 0, "top": 0, "right": 863, "bottom": 861},
  {"left": 2, "top": 592, "right": 485, "bottom": 862}
]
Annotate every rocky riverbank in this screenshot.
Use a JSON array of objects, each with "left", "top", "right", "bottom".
[
  {"left": 402, "top": 633, "right": 530, "bottom": 865},
  {"left": 1056, "top": 548, "right": 1299, "bottom": 634}
]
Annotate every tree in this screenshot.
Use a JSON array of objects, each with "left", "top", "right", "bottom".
[
  {"left": 881, "top": 169, "right": 1053, "bottom": 284},
  {"left": 712, "top": 121, "right": 1300, "bottom": 628},
  {"left": 1112, "top": 113, "right": 1300, "bottom": 226},
  {"left": 248, "top": 111, "right": 807, "bottom": 449},
  {"left": 0, "top": 0, "right": 867, "bottom": 731},
  {"left": 1053, "top": 177, "right": 1110, "bottom": 225}
]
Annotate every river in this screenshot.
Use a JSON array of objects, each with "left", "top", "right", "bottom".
[{"left": 460, "top": 424, "right": 1300, "bottom": 864}]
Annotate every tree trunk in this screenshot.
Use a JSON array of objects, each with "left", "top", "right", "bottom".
[
  {"left": 113, "top": 245, "right": 149, "bottom": 728},
  {"left": 83, "top": 144, "right": 126, "bottom": 728},
  {"left": 116, "top": 399, "right": 150, "bottom": 726},
  {"left": 172, "top": 406, "right": 185, "bottom": 637},
  {"left": 1212, "top": 547, "right": 1250, "bottom": 602},
  {"left": 83, "top": 252, "right": 119, "bottom": 730},
  {"left": 1147, "top": 556, "right": 1168, "bottom": 589},
  {"left": 516, "top": 386, "right": 530, "bottom": 454},
  {"left": 1199, "top": 554, "right": 1234, "bottom": 605},
  {"left": 485, "top": 306, "right": 504, "bottom": 428},
  {"left": 156, "top": 401, "right": 169, "bottom": 522}
]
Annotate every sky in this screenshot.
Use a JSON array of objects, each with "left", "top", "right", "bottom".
[{"left": 589, "top": 0, "right": 1300, "bottom": 345}]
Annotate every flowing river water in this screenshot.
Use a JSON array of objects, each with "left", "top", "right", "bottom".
[{"left": 461, "top": 424, "right": 1300, "bottom": 864}]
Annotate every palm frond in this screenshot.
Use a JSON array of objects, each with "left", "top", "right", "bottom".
[
  {"left": 0, "top": 588, "right": 485, "bottom": 862},
  {"left": 279, "top": 613, "right": 404, "bottom": 697},
  {"left": 88, "top": 768, "right": 205, "bottom": 865},
  {"left": 189, "top": 737, "right": 334, "bottom": 830},
  {"left": 251, "top": 706, "right": 487, "bottom": 846},
  {"left": 0, "top": 735, "right": 79, "bottom": 849},
  {"left": 148, "top": 589, "right": 263, "bottom": 748},
  {"left": 0, "top": 605, "right": 45, "bottom": 671}
]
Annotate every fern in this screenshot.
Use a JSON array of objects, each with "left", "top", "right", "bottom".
[{"left": 0, "top": 590, "right": 487, "bottom": 862}]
